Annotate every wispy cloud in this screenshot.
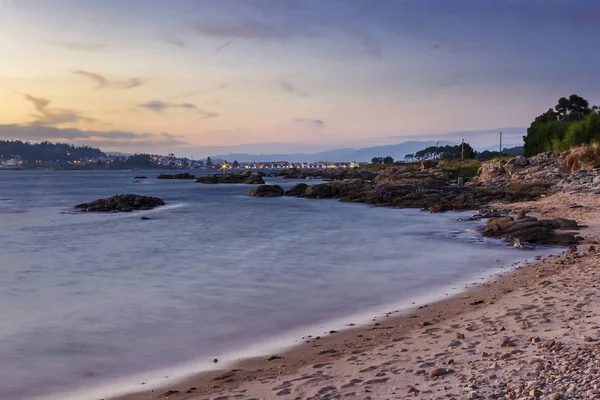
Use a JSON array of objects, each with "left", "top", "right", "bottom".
[
  {"left": 195, "top": 21, "right": 314, "bottom": 41},
  {"left": 280, "top": 78, "right": 309, "bottom": 97},
  {"left": 138, "top": 100, "right": 218, "bottom": 119},
  {"left": 168, "top": 82, "right": 228, "bottom": 100},
  {"left": 164, "top": 36, "right": 187, "bottom": 48},
  {"left": 48, "top": 41, "right": 108, "bottom": 52},
  {"left": 22, "top": 94, "right": 95, "bottom": 127},
  {"left": 73, "top": 70, "right": 143, "bottom": 90},
  {"left": 214, "top": 39, "right": 234, "bottom": 54},
  {"left": 0, "top": 125, "right": 189, "bottom": 147},
  {"left": 294, "top": 118, "right": 324, "bottom": 128}
]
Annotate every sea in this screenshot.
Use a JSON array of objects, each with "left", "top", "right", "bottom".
[{"left": 0, "top": 170, "right": 560, "bottom": 400}]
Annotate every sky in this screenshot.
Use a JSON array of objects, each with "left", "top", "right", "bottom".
[{"left": 0, "top": 0, "right": 599, "bottom": 156}]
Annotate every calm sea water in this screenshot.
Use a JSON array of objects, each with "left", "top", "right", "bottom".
[{"left": 0, "top": 170, "right": 555, "bottom": 399}]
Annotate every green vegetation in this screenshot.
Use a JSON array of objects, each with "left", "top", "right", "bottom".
[
  {"left": 0, "top": 140, "right": 105, "bottom": 162},
  {"left": 438, "top": 159, "right": 481, "bottom": 178},
  {"left": 412, "top": 143, "right": 476, "bottom": 161},
  {"left": 371, "top": 156, "right": 394, "bottom": 164},
  {"left": 266, "top": 355, "right": 284, "bottom": 361},
  {"left": 523, "top": 95, "right": 600, "bottom": 156}
]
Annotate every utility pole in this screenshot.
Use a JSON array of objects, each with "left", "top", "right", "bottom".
[
  {"left": 461, "top": 138, "right": 464, "bottom": 161},
  {"left": 499, "top": 132, "right": 503, "bottom": 156}
]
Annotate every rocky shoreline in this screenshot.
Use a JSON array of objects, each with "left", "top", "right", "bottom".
[
  {"left": 74, "top": 194, "right": 165, "bottom": 212},
  {"left": 113, "top": 189, "right": 600, "bottom": 400},
  {"left": 107, "top": 149, "right": 600, "bottom": 400}
]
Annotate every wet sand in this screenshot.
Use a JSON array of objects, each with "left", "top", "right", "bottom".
[{"left": 112, "top": 192, "right": 600, "bottom": 400}]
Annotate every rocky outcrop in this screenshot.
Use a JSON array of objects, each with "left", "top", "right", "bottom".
[
  {"left": 285, "top": 183, "right": 308, "bottom": 196},
  {"left": 469, "top": 153, "right": 566, "bottom": 189},
  {"left": 276, "top": 168, "right": 375, "bottom": 181},
  {"left": 75, "top": 194, "right": 165, "bottom": 212},
  {"left": 196, "top": 171, "right": 265, "bottom": 184},
  {"left": 481, "top": 213, "right": 579, "bottom": 246},
  {"left": 247, "top": 185, "right": 284, "bottom": 197},
  {"left": 157, "top": 173, "right": 195, "bottom": 179},
  {"left": 283, "top": 166, "right": 516, "bottom": 212}
]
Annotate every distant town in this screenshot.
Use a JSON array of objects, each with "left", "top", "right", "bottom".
[
  {"left": 0, "top": 139, "right": 522, "bottom": 171},
  {"left": 0, "top": 140, "right": 359, "bottom": 170}
]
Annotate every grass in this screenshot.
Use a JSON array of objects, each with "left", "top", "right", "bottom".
[
  {"left": 439, "top": 159, "right": 482, "bottom": 178},
  {"left": 562, "top": 144, "right": 600, "bottom": 171},
  {"left": 360, "top": 162, "right": 420, "bottom": 171},
  {"left": 504, "top": 181, "right": 552, "bottom": 196}
]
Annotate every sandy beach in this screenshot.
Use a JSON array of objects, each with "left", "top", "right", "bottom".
[{"left": 111, "top": 191, "right": 600, "bottom": 400}]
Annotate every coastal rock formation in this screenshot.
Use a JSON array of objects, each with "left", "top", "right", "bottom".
[
  {"left": 75, "top": 194, "right": 165, "bottom": 212},
  {"left": 285, "top": 183, "right": 308, "bottom": 196},
  {"left": 469, "top": 153, "right": 565, "bottom": 188},
  {"left": 157, "top": 173, "right": 195, "bottom": 179},
  {"left": 286, "top": 166, "right": 514, "bottom": 212},
  {"left": 247, "top": 185, "right": 284, "bottom": 197},
  {"left": 196, "top": 171, "right": 265, "bottom": 184},
  {"left": 481, "top": 213, "right": 579, "bottom": 245},
  {"left": 276, "top": 168, "right": 375, "bottom": 181}
]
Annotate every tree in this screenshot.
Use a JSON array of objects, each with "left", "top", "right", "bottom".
[
  {"left": 383, "top": 156, "right": 394, "bottom": 164},
  {"left": 523, "top": 95, "right": 595, "bottom": 156},
  {"left": 555, "top": 94, "right": 591, "bottom": 122},
  {"left": 206, "top": 156, "right": 213, "bottom": 167},
  {"left": 232, "top": 160, "right": 240, "bottom": 168},
  {"left": 371, "top": 157, "right": 382, "bottom": 164}
]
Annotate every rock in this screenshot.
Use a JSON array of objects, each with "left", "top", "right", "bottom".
[
  {"left": 241, "top": 173, "right": 266, "bottom": 184},
  {"left": 134, "top": 176, "right": 148, "bottom": 179},
  {"left": 157, "top": 173, "right": 195, "bottom": 179},
  {"left": 196, "top": 171, "right": 264, "bottom": 184},
  {"left": 75, "top": 194, "right": 165, "bottom": 213},
  {"left": 481, "top": 215, "right": 579, "bottom": 246},
  {"left": 304, "top": 183, "right": 338, "bottom": 199},
  {"left": 140, "top": 216, "right": 151, "bottom": 220},
  {"left": 429, "top": 368, "right": 451, "bottom": 377},
  {"left": 567, "top": 245, "right": 577, "bottom": 254},
  {"left": 196, "top": 176, "right": 219, "bottom": 184},
  {"left": 285, "top": 183, "right": 308, "bottom": 197},
  {"left": 247, "top": 185, "right": 284, "bottom": 197},
  {"left": 507, "top": 155, "right": 529, "bottom": 168},
  {"left": 421, "top": 159, "right": 436, "bottom": 169}
]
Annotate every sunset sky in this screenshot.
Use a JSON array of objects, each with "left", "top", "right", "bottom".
[{"left": 0, "top": 0, "right": 599, "bottom": 156}]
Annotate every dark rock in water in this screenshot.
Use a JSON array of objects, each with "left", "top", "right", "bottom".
[
  {"left": 241, "top": 174, "right": 265, "bottom": 184},
  {"left": 248, "top": 185, "right": 284, "bottom": 197},
  {"left": 157, "top": 173, "right": 195, "bottom": 180},
  {"left": 75, "top": 194, "right": 165, "bottom": 213},
  {"left": 134, "top": 176, "right": 148, "bottom": 179},
  {"left": 140, "top": 216, "right": 151, "bottom": 220},
  {"left": 481, "top": 214, "right": 579, "bottom": 246},
  {"left": 285, "top": 183, "right": 308, "bottom": 196},
  {"left": 304, "top": 183, "right": 338, "bottom": 199},
  {"left": 196, "top": 176, "right": 219, "bottom": 184},
  {"left": 196, "top": 171, "right": 265, "bottom": 184}
]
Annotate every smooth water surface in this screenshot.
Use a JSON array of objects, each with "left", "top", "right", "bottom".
[{"left": 0, "top": 170, "right": 551, "bottom": 399}]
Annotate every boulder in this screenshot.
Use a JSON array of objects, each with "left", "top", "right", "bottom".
[
  {"left": 241, "top": 174, "right": 266, "bottom": 184},
  {"left": 75, "top": 194, "right": 165, "bottom": 213},
  {"left": 506, "top": 155, "right": 529, "bottom": 168},
  {"left": 304, "top": 183, "right": 338, "bottom": 198},
  {"left": 157, "top": 173, "right": 195, "bottom": 179},
  {"left": 247, "top": 185, "right": 284, "bottom": 197},
  {"left": 481, "top": 214, "right": 579, "bottom": 246},
  {"left": 134, "top": 176, "right": 148, "bottom": 179},
  {"left": 285, "top": 183, "right": 308, "bottom": 196},
  {"left": 196, "top": 171, "right": 264, "bottom": 184},
  {"left": 421, "top": 159, "right": 436, "bottom": 170},
  {"left": 196, "top": 176, "right": 219, "bottom": 184}
]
